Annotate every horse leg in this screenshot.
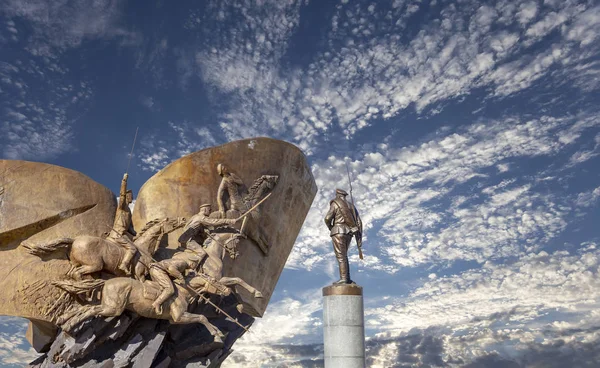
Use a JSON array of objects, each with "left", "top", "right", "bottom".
[
  {"left": 66, "top": 264, "right": 78, "bottom": 279},
  {"left": 62, "top": 282, "right": 129, "bottom": 333},
  {"left": 170, "top": 312, "right": 224, "bottom": 343},
  {"left": 71, "top": 263, "right": 103, "bottom": 280},
  {"left": 167, "top": 295, "right": 224, "bottom": 343},
  {"left": 219, "top": 277, "right": 263, "bottom": 298}
]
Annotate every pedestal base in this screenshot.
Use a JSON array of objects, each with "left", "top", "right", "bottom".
[{"left": 322, "top": 284, "right": 365, "bottom": 368}]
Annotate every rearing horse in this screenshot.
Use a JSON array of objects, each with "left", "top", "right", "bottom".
[
  {"left": 210, "top": 174, "right": 278, "bottom": 255},
  {"left": 185, "top": 230, "right": 263, "bottom": 300},
  {"left": 22, "top": 217, "right": 185, "bottom": 280}
]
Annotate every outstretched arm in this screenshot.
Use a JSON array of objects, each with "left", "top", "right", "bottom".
[{"left": 201, "top": 217, "right": 237, "bottom": 227}]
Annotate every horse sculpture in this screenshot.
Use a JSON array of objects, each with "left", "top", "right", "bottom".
[
  {"left": 185, "top": 231, "right": 263, "bottom": 301},
  {"left": 40, "top": 175, "right": 275, "bottom": 342},
  {"left": 54, "top": 220, "right": 263, "bottom": 339},
  {"left": 22, "top": 217, "right": 185, "bottom": 280},
  {"left": 211, "top": 174, "right": 278, "bottom": 255},
  {"left": 53, "top": 275, "right": 225, "bottom": 343}
]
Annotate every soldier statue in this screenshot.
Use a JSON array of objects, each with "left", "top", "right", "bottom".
[
  {"left": 324, "top": 188, "right": 363, "bottom": 284},
  {"left": 107, "top": 173, "right": 138, "bottom": 275}
]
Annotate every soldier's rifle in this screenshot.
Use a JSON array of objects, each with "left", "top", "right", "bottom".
[
  {"left": 345, "top": 162, "right": 363, "bottom": 260},
  {"left": 204, "top": 192, "right": 274, "bottom": 254},
  {"left": 125, "top": 127, "right": 139, "bottom": 175}
]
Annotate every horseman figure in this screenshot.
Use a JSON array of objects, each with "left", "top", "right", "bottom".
[
  {"left": 178, "top": 203, "right": 238, "bottom": 252},
  {"left": 106, "top": 173, "right": 138, "bottom": 275},
  {"left": 216, "top": 163, "right": 245, "bottom": 219},
  {"left": 210, "top": 163, "right": 279, "bottom": 255},
  {"left": 142, "top": 203, "right": 242, "bottom": 314}
]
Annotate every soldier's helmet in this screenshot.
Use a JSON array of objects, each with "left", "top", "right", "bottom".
[{"left": 336, "top": 188, "right": 348, "bottom": 196}]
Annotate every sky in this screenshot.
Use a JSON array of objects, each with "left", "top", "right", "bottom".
[{"left": 1, "top": 0, "right": 600, "bottom": 367}]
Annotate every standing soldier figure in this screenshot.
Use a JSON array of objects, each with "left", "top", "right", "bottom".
[
  {"left": 324, "top": 188, "right": 363, "bottom": 284},
  {"left": 107, "top": 173, "right": 137, "bottom": 275},
  {"left": 216, "top": 163, "right": 245, "bottom": 218}
]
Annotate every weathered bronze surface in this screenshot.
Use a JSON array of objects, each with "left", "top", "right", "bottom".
[
  {"left": 0, "top": 137, "right": 317, "bottom": 366},
  {"left": 0, "top": 161, "right": 116, "bottom": 321}
]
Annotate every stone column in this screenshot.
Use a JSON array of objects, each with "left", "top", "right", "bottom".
[{"left": 322, "top": 284, "right": 365, "bottom": 368}]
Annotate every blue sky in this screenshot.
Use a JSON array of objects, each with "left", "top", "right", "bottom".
[{"left": 1, "top": 0, "right": 600, "bottom": 366}]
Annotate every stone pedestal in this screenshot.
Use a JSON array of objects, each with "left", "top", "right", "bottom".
[{"left": 322, "top": 284, "right": 365, "bottom": 368}]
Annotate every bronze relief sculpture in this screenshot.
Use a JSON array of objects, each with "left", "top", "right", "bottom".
[{"left": 0, "top": 137, "right": 317, "bottom": 367}]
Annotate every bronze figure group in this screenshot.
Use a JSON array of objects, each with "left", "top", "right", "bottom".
[{"left": 23, "top": 163, "right": 278, "bottom": 343}]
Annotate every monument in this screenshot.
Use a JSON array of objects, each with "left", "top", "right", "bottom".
[
  {"left": 0, "top": 137, "right": 317, "bottom": 367},
  {"left": 322, "top": 186, "right": 366, "bottom": 368}
]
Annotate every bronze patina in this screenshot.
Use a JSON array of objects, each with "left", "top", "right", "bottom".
[{"left": 324, "top": 188, "right": 363, "bottom": 285}]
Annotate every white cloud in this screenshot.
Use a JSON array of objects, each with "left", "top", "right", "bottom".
[
  {"left": 0, "top": 59, "right": 93, "bottom": 160},
  {"left": 172, "top": 0, "right": 600, "bottom": 154},
  {"left": 575, "top": 187, "right": 600, "bottom": 207},
  {"left": 225, "top": 247, "right": 600, "bottom": 367},
  {"left": 565, "top": 5, "right": 600, "bottom": 46},
  {"left": 138, "top": 121, "right": 218, "bottom": 172},
  {"left": 517, "top": 1, "right": 539, "bottom": 25},
  {"left": 0, "top": 0, "right": 137, "bottom": 57},
  {"left": 225, "top": 289, "right": 323, "bottom": 367},
  {"left": 287, "top": 112, "right": 600, "bottom": 271},
  {"left": 139, "top": 95, "right": 155, "bottom": 110},
  {"left": 0, "top": 317, "right": 39, "bottom": 366},
  {"left": 369, "top": 248, "right": 600, "bottom": 334}
]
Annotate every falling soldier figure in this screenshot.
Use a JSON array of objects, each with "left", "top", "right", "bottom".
[
  {"left": 146, "top": 203, "right": 241, "bottom": 314},
  {"left": 106, "top": 173, "right": 137, "bottom": 275},
  {"left": 324, "top": 188, "right": 363, "bottom": 284},
  {"left": 216, "top": 163, "right": 245, "bottom": 218},
  {"left": 147, "top": 250, "right": 204, "bottom": 314}
]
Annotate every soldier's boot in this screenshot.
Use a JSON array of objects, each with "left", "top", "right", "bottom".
[
  {"left": 343, "top": 257, "right": 354, "bottom": 284},
  {"left": 118, "top": 247, "right": 136, "bottom": 275},
  {"left": 152, "top": 289, "right": 172, "bottom": 315},
  {"left": 334, "top": 260, "right": 349, "bottom": 284}
]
